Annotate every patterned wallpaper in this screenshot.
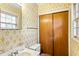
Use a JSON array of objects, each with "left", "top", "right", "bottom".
[
  {"left": 0, "top": 3, "right": 38, "bottom": 54},
  {"left": 70, "top": 38, "right": 79, "bottom": 56},
  {"left": 0, "top": 30, "right": 22, "bottom": 54},
  {"left": 0, "top": 4, "right": 22, "bottom": 54},
  {"left": 21, "top": 3, "right": 38, "bottom": 48}
]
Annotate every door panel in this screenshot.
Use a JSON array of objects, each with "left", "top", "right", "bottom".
[
  {"left": 53, "top": 11, "right": 68, "bottom": 56},
  {"left": 40, "top": 14, "right": 54, "bottom": 55},
  {"left": 40, "top": 11, "right": 68, "bottom": 56}
]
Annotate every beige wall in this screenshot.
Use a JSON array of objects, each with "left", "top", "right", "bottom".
[
  {"left": 21, "top": 3, "right": 38, "bottom": 47},
  {"left": 70, "top": 38, "right": 79, "bottom": 56},
  {"left": 38, "top": 3, "right": 71, "bottom": 15},
  {"left": 0, "top": 3, "right": 22, "bottom": 53}
]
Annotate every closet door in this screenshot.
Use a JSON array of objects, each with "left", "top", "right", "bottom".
[
  {"left": 40, "top": 14, "right": 54, "bottom": 55},
  {"left": 53, "top": 11, "right": 68, "bottom": 56}
]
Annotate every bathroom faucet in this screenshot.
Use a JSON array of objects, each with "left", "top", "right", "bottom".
[
  {"left": 13, "top": 50, "right": 18, "bottom": 56},
  {"left": 9, "top": 50, "right": 18, "bottom": 56}
]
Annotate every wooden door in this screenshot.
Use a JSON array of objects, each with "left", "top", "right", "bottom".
[
  {"left": 53, "top": 11, "right": 68, "bottom": 56},
  {"left": 40, "top": 14, "right": 54, "bottom": 55}
]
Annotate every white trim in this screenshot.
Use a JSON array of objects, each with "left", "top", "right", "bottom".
[
  {"left": 39, "top": 8, "right": 71, "bottom": 56},
  {"left": 38, "top": 8, "right": 70, "bottom": 15},
  {"left": 38, "top": 16, "right": 40, "bottom": 43},
  {"left": 71, "top": 4, "right": 74, "bottom": 38},
  {"left": 0, "top": 10, "right": 18, "bottom": 29},
  {"left": 68, "top": 8, "right": 71, "bottom": 56},
  {"left": 0, "top": 9, "right": 18, "bottom": 17}
]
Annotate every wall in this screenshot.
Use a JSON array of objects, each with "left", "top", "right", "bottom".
[
  {"left": 70, "top": 38, "right": 79, "bottom": 56},
  {"left": 21, "top": 3, "right": 38, "bottom": 48},
  {"left": 0, "top": 3, "right": 38, "bottom": 54},
  {"left": 0, "top": 3, "right": 22, "bottom": 54},
  {"left": 38, "top": 3, "right": 79, "bottom": 56},
  {"left": 38, "top": 3, "right": 71, "bottom": 15}
]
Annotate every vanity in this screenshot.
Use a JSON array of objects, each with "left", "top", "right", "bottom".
[{"left": 0, "top": 45, "right": 40, "bottom": 56}]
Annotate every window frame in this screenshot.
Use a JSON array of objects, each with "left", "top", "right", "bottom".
[
  {"left": 72, "top": 3, "right": 79, "bottom": 38},
  {"left": 0, "top": 10, "right": 18, "bottom": 30}
]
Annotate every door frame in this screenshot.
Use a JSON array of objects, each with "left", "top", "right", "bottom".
[{"left": 39, "top": 8, "right": 71, "bottom": 56}]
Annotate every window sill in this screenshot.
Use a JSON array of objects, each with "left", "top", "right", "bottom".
[{"left": 0, "top": 29, "right": 20, "bottom": 30}]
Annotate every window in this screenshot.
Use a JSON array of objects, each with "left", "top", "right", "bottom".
[
  {"left": 0, "top": 11, "right": 17, "bottom": 29},
  {"left": 72, "top": 4, "right": 79, "bottom": 38}
]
